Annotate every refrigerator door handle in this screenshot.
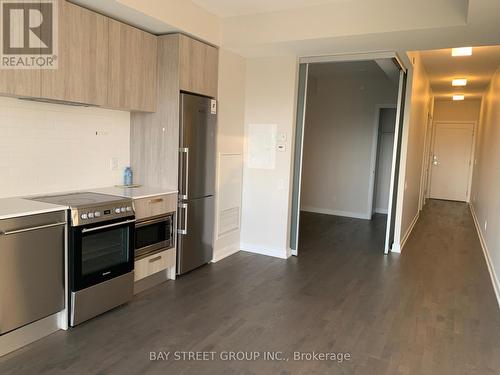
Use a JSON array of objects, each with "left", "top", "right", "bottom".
[
  {"left": 179, "top": 148, "right": 189, "bottom": 200},
  {"left": 177, "top": 203, "right": 188, "bottom": 235}
]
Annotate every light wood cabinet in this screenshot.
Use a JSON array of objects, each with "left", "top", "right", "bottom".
[
  {"left": 133, "top": 193, "right": 177, "bottom": 221},
  {"left": 179, "top": 35, "right": 218, "bottom": 98},
  {"left": 130, "top": 34, "right": 219, "bottom": 191},
  {"left": 0, "top": 0, "right": 42, "bottom": 98},
  {"left": 0, "top": 1, "right": 158, "bottom": 112},
  {"left": 134, "top": 248, "right": 175, "bottom": 282},
  {"left": 107, "top": 19, "right": 157, "bottom": 112},
  {"left": 130, "top": 35, "right": 181, "bottom": 189},
  {"left": 0, "top": 69, "right": 41, "bottom": 99},
  {"left": 41, "top": 1, "right": 108, "bottom": 105}
]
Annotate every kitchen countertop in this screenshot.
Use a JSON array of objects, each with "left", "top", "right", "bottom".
[
  {"left": 0, "top": 198, "right": 69, "bottom": 220},
  {"left": 90, "top": 186, "right": 178, "bottom": 200}
]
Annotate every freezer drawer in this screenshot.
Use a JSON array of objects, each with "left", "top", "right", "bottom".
[
  {"left": 0, "top": 212, "right": 66, "bottom": 335},
  {"left": 177, "top": 196, "right": 214, "bottom": 274}
]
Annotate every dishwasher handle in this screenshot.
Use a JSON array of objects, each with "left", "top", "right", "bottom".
[{"left": 0, "top": 221, "right": 66, "bottom": 236}]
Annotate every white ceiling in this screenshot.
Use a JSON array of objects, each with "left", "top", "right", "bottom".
[
  {"left": 420, "top": 46, "right": 500, "bottom": 99},
  {"left": 191, "top": 0, "right": 351, "bottom": 18}
]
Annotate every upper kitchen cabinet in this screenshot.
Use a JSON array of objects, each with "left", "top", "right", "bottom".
[
  {"left": 0, "top": 67, "right": 41, "bottom": 99},
  {"left": 108, "top": 19, "right": 158, "bottom": 112},
  {"left": 178, "top": 35, "right": 218, "bottom": 98},
  {"left": 41, "top": 1, "right": 108, "bottom": 106},
  {"left": 0, "top": 0, "right": 41, "bottom": 99}
]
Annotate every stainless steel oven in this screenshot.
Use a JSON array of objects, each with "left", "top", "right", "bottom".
[
  {"left": 71, "top": 217, "right": 135, "bottom": 290},
  {"left": 30, "top": 192, "right": 136, "bottom": 326},
  {"left": 135, "top": 213, "right": 174, "bottom": 258}
]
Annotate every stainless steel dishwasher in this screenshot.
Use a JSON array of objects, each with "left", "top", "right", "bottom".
[{"left": 0, "top": 211, "right": 66, "bottom": 335}]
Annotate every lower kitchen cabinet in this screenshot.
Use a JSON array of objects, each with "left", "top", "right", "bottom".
[{"left": 134, "top": 248, "right": 175, "bottom": 282}]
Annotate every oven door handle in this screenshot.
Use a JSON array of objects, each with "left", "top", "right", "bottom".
[{"left": 81, "top": 219, "right": 136, "bottom": 233}]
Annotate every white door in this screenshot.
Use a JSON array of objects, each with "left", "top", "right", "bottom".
[{"left": 429, "top": 122, "right": 474, "bottom": 202}]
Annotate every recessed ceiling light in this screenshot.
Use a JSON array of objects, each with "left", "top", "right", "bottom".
[
  {"left": 452, "top": 78, "right": 467, "bottom": 86},
  {"left": 452, "top": 47, "right": 472, "bottom": 56},
  {"left": 453, "top": 95, "right": 465, "bottom": 101}
]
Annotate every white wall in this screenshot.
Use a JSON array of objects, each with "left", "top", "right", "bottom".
[
  {"left": 300, "top": 62, "right": 398, "bottom": 219},
  {"left": 0, "top": 97, "right": 130, "bottom": 198},
  {"left": 240, "top": 56, "right": 298, "bottom": 259},
  {"left": 395, "top": 52, "right": 433, "bottom": 251},
  {"left": 213, "top": 49, "right": 246, "bottom": 262},
  {"left": 433, "top": 99, "right": 482, "bottom": 122},
  {"left": 471, "top": 66, "right": 500, "bottom": 304},
  {"left": 222, "top": 0, "right": 469, "bottom": 54}
]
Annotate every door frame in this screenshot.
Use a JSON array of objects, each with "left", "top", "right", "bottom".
[
  {"left": 369, "top": 104, "right": 397, "bottom": 217},
  {"left": 427, "top": 120, "right": 477, "bottom": 202},
  {"left": 419, "top": 98, "right": 434, "bottom": 209},
  {"left": 289, "top": 52, "right": 409, "bottom": 256}
]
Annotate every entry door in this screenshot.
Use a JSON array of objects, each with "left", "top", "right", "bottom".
[{"left": 429, "top": 122, "right": 474, "bottom": 202}]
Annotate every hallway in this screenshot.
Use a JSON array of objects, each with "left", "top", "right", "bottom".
[{"left": 1, "top": 201, "right": 499, "bottom": 375}]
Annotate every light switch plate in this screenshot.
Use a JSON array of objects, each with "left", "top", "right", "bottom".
[{"left": 110, "top": 157, "right": 119, "bottom": 171}]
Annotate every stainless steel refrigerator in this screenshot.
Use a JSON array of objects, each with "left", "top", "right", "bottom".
[{"left": 177, "top": 93, "right": 216, "bottom": 275}]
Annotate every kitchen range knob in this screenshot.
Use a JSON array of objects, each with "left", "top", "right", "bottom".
[
  {"left": 120, "top": 207, "right": 126, "bottom": 213},
  {"left": 88, "top": 212, "right": 95, "bottom": 219},
  {"left": 94, "top": 211, "right": 101, "bottom": 218},
  {"left": 81, "top": 213, "right": 88, "bottom": 220},
  {"left": 126, "top": 206, "right": 132, "bottom": 212},
  {"left": 114, "top": 208, "right": 121, "bottom": 214}
]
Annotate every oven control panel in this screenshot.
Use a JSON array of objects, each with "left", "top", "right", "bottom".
[{"left": 71, "top": 202, "right": 134, "bottom": 226}]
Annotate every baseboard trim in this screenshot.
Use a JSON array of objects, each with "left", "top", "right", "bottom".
[
  {"left": 301, "top": 206, "right": 371, "bottom": 220},
  {"left": 374, "top": 208, "right": 388, "bottom": 214},
  {"left": 212, "top": 244, "right": 240, "bottom": 263},
  {"left": 240, "top": 243, "right": 289, "bottom": 259},
  {"left": 394, "top": 212, "right": 419, "bottom": 254},
  {"left": 0, "top": 313, "right": 60, "bottom": 357},
  {"left": 470, "top": 204, "right": 500, "bottom": 309}
]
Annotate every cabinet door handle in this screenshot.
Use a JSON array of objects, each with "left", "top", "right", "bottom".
[
  {"left": 149, "top": 255, "right": 162, "bottom": 263},
  {"left": 149, "top": 198, "right": 164, "bottom": 204}
]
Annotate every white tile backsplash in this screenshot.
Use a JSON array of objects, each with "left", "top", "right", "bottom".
[{"left": 0, "top": 96, "right": 130, "bottom": 198}]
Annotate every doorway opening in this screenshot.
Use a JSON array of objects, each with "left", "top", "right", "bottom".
[
  {"left": 290, "top": 56, "right": 407, "bottom": 256},
  {"left": 372, "top": 107, "right": 397, "bottom": 215}
]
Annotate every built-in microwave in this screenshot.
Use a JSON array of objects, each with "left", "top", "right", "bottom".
[{"left": 135, "top": 213, "right": 174, "bottom": 258}]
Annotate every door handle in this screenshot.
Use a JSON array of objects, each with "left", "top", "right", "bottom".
[
  {"left": 177, "top": 203, "right": 188, "bottom": 235},
  {"left": 432, "top": 155, "right": 438, "bottom": 166},
  {"left": 179, "top": 148, "right": 189, "bottom": 200},
  {"left": 149, "top": 255, "right": 163, "bottom": 263},
  {"left": 149, "top": 198, "right": 164, "bottom": 204}
]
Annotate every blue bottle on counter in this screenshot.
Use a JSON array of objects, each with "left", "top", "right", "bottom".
[{"left": 124, "top": 167, "right": 133, "bottom": 186}]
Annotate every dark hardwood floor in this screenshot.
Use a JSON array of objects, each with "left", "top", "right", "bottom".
[{"left": 1, "top": 199, "right": 499, "bottom": 374}]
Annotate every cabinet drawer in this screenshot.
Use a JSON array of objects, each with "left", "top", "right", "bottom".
[
  {"left": 133, "top": 194, "right": 177, "bottom": 220},
  {"left": 134, "top": 248, "right": 175, "bottom": 281}
]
